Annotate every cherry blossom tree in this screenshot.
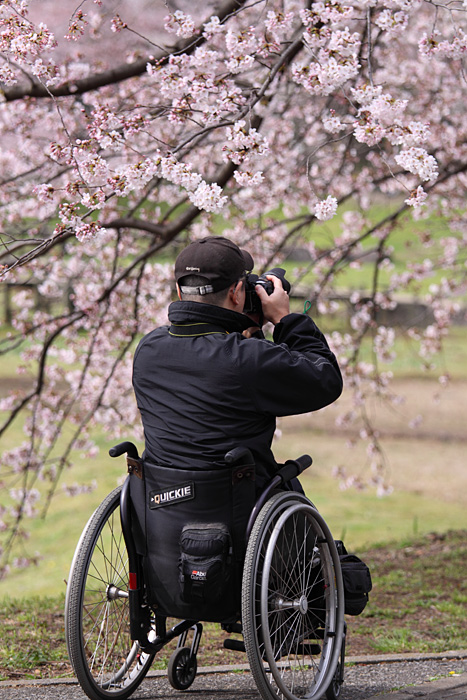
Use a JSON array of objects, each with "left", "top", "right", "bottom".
[{"left": 0, "top": 0, "right": 466, "bottom": 576}]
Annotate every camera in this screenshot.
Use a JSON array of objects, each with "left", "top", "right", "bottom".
[{"left": 243, "top": 267, "right": 290, "bottom": 316}]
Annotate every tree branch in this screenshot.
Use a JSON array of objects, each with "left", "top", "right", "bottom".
[{"left": 2, "top": 0, "right": 248, "bottom": 102}]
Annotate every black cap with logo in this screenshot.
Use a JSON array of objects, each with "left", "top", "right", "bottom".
[{"left": 175, "top": 237, "right": 254, "bottom": 295}]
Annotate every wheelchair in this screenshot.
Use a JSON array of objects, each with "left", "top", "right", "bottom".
[{"left": 65, "top": 442, "right": 346, "bottom": 700}]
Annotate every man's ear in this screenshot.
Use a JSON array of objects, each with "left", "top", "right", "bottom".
[
  {"left": 230, "top": 279, "right": 243, "bottom": 306},
  {"left": 176, "top": 283, "right": 182, "bottom": 300}
]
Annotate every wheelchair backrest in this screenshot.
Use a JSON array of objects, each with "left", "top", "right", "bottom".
[{"left": 129, "top": 460, "right": 256, "bottom": 622}]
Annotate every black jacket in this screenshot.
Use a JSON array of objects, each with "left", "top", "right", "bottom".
[{"left": 132, "top": 301, "right": 343, "bottom": 488}]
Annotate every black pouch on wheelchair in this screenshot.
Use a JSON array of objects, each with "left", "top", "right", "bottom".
[
  {"left": 179, "top": 523, "right": 231, "bottom": 604},
  {"left": 336, "top": 540, "right": 372, "bottom": 616}
]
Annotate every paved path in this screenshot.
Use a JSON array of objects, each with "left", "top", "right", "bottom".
[{"left": 1, "top": 652, "right": 466, "bottom": 700}]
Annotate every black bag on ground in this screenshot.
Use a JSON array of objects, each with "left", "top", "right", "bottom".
[
  {"left": 335, "top": 540, "right": 372, "bottom": 615},
  {"left": 179, "top": 523, "right": 231, "bottom": 604}
]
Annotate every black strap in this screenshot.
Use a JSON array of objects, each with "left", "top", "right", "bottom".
[{"left": 169, "top": 323, "right": 229, "bottom": 337}]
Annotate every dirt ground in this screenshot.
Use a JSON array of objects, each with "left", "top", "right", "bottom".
[{"left": 284, "top": 377, "right": 467, "bottom": 443}]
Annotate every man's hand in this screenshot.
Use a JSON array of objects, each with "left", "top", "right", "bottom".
[
  {"left": 242, "top": 326, "right": 261, "bottom": 338},
  {"left": 255, "top": 275, "right": 290, "bottom": 325}
]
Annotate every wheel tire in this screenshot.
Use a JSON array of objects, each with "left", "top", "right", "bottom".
[
  {"left": 167, "top": 647, "right": 197, "bottom": 690},
  {"left": 242, "top": 492, "right": 345, "bottom": 700},
  {"left": 65, "top": 487, "right": 155, "bottom": 700}
]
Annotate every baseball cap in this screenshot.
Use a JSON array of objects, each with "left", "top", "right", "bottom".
[{"left": 175, "top": 237, "right": 254, "bottom": 295}]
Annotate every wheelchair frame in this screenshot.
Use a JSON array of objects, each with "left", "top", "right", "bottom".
[{"left": 65, "top": 443, "right": 346, "bottom": 700}]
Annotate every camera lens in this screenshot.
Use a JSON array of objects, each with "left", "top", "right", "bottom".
[{"left": 256, "top": 278, "right": 274, "bottom": 295}]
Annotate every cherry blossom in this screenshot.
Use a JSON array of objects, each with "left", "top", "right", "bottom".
[
  {"left": 315, "top": 195, "right": 338, "bottom": 221},
  {"left": 164, "top": 11, "right": 196, "bottom": 39},
  {"left": 405, "top": 185, "right": 428, "bottom": 208},
  {"left": 395, "top": 147, "right": 439, "bottom": 181}
]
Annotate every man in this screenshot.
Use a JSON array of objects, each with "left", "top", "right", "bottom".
[{"left": 132, "top": 236, "right": 342, "bottom": 490}]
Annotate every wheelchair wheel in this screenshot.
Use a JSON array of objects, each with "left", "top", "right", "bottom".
[
  {"left": 242, "top": 492, "right": 345, "bottom": 700},
  {"left": 65, "top": 487, "right": 155, "bottom": 700}
]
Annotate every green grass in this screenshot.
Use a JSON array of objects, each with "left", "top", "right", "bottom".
[
  {"left": 0, "top": 438, "right": 127, "bottom": 598},
  {"left": 360, "top": 325, "right": 467, "bottom": 380},
  {"left": 295, "top": 461, "right": 466, "bottom": 551},
  {"left": 276, "top": 199, "right": 464, "bottom": 297},
  {"left": 0, "top": 595, "right": 69, "bottom": 680},
  {"left": 353, "top": 531, "right": 467, "bottom": 654}
]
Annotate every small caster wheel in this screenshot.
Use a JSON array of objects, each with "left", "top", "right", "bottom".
[
  {"left": 167, "top": 646, "right": 197, "bottom": 690},
  {"left": 326, "top": 629, "right": 345, "bottom": 700},
  {"left": 325, "top": 659, "right": 343, "bottom": 700}
]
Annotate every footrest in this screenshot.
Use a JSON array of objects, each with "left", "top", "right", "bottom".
[{"left": 223, "top": 639, "right": 246, "bottom": 653}]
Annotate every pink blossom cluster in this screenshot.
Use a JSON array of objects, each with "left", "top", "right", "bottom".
[
  {"left": 62, "top": 480, "right": 97, "bottom": 497},
  {"left": 265, "top": 10, "right": 295, "bottom": 45},
  {"left": 164, "top": 11, "right": 196, "bottom": 39},
  {"left": 9, "top": 487, "right": 40, "bottom": 518},
  {"left": 314, "top": 195, "right": 338, "bottom": 221},
  {"left": 223, "top": 120, "right": 269, "bottom": 165},
  {"left": 419, "top": 29, "right": 467, "bottom": 59},
  {"left": 395, "top": 147, "right": 439, "bottom": 182},
  {"left": 225, "top": 25, "right": 260, "bottom": 73},
  {"left": 65, "top": 9, "right": 88, "bottom": 41}
]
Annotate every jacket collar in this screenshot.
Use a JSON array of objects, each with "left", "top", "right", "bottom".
[{"left": 168, "top": 301, "right": 253, "bottom": 334}]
